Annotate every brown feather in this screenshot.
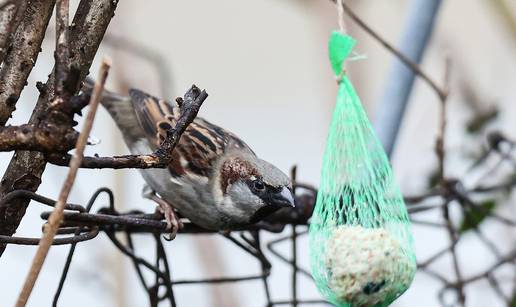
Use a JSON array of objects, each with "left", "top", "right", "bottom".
[
  {"left": 219, "top": 157, "right": 259, "bottom": 192},
  {"left": 128, "top": 89, "right": 255, "bottom": 178}
]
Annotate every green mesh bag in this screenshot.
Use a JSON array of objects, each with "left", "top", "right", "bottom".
[{"left": 309, "top": 31, "right": 416, "bottom": 307}]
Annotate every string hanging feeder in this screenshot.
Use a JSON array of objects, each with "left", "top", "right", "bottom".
[{"left": 308, "top": 2, "right": 416, "bottom": 306}]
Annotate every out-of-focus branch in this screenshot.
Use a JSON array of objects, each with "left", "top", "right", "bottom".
[
  {"left": 0, "top": 0, "right": 56, "bottom": 126},
  {"left": 435, "top": 57, "right": 467, "bottom": 306},
  {"left": 15, "top": 57, "right": 110, "bottom": 307},
  {"left": 104, "top": 34, "right": 174, "bottom": 98},
  {"left": 435, "top": 57, "right": 451, "bottom": 181},
  {"left": 332, "top": 0, "right": 447, "bottom": 101},
  {"left": 0, "top": 0, "right": 119, "bottom": 257},
  {"left": 488, "top": 0, "right": 516, "bottom": 39}
]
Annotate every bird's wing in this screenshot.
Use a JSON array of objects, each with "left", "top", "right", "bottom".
[{"left": 128, "top": 89, "right": 254, "bottom": 178}]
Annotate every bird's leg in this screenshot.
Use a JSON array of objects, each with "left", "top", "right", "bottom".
[
  {"left": 142, "top": 185, "right": 183, "bottom": 241},
  {"left": 154, "top": 197, "right": 183, "bottom": 241}
]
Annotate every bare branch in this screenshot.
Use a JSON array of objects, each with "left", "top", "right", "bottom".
[
  {"left": 332, "top": 0, "right": 447, "bottom": 101},
  {"left": 0, "top": 0, "right": 56, "bottom": 126},
  {"left": 15, "top": 57, "right": 110, "bottom": 307},
  {"left": 0, "top": 124, "right": 77, "bottom": 152},
  {"left": 54, "top": 0, "right": 69, "bottom": 97},
  {"left": 0, "top": 1, "right": 16, "bottom": 63},
  {"left": 103, "top": 34, "right": 174, "bottom": 98},
  {"left": 0, "top": 0, "right": 119, "bottom": 257},
  {"left": 47, "top": 85, "right": 209, "bottom": 169},
  {"left": 435, "top": 57, "right": 451, "bottom": 182},
  {"left": 46, "top": 153, "right": 160, "bottom": 169},
  {"left": 0, "top": 0, "right": 28, "bottom": 65}
]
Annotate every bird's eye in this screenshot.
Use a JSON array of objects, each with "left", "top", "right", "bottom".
[{"left": 253, "top": 180, "right": 265, "bottom": 191}]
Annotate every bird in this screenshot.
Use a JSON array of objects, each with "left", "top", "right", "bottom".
[{"left": 87, "top": 80, "right": 295, "bottom": 239}]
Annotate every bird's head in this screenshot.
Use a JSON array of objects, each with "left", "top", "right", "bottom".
[{"left": 214, "top": 151, "right": 295, "bottom": 225}]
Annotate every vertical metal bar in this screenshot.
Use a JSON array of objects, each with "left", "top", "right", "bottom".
[
  {"left": 290, "top": 165, "right": 298, "bottom": 307},
  {"left": 292, "top": 225, "right": 298, "bottom": 307},
  {"left": 374, "top": 0, "right": 443, "bottom": 157}
]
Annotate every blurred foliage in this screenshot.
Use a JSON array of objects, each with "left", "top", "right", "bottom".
[
  {"left": 466, "top": 108, "right": 499, "bottom": 134},
  {"left": 459, "top": 200, "right": 497, "bottom": 233},
  {"left": 427, "top": 168, "right": 440, "bottom": 189},
  {"left": 489, "top": 0, "right": 516, "bottom": 39}
]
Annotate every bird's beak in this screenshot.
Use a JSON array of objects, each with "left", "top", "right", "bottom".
[
  {"left": 249, "top": 186, "right": 296, "bottom": 224},
  {"left": 274, "top": 186, "right": 295, "bottom": 208}
]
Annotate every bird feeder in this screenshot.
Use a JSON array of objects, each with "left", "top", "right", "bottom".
[{"left": 308, "top": 31, "right": 416, "bottom": 307}]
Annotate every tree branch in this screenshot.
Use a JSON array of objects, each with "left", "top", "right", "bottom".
[
  {"left": 0, "top": 0, "right": 55, "bottom": 126},
  {"left": 0, "top": 1, "right": 16, "bottom": 63},
  {"left": 0, "top": 0, "right": 119, "bottom": 257},
  {"left": 0, "top": 124, "right": 78, "bottom": 152},
  {"left": 332, "top": 0, "right": 447, "bottom": 101},
  {"left": 54, "top": 0, "right": 69, "bottom": 97},
  {"left": 47, "top": 84, "right": 209, "bottom": 169},
  {"left": 0, "top": 0, "right": 27, "bottom": 65},
  {"left": 15, "top": 56, "right": 110, "bottom": 307}
]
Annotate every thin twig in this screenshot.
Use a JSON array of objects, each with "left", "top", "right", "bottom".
[
  {"left": 46, "top": 85, "right": 209, "bottom": 169},
  {"left": 103, "top": 34, "right": 174, "bottom": 98},
  {"left": 435, "top": 56, "right": 465, "bottom": 306},
  {"left": 436, "top": 55, "right": 451, "bottom": 182},
  {"left": 450, "top": 249, "right": 516, "bottom": 286},
  {"left": 15, "top": 58, "right": 110, "bottom": 307}
]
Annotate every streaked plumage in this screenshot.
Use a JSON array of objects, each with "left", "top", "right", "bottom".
[{"left": 95, "top": 84, "right": 294, "bottom": 232}]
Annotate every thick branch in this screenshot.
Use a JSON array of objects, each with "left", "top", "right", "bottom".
[
  {"left": 54, "top": 0, "right": 69, "bottom": 97},
  {"left": 15, "top": 57, "right": 110, "bottom": 307},
  {"left": 47, "top": 85, "right": 209, "bottom": 169},
  {"left": 0, "top": 0, "right": 27, "bottom": 65},
  {"left": 0, "top": 0, "right": 119, "bottom": 257},
  {"left": 0, "top": 1, "right": 16, "bottom": 63},
  {"left": 0, "top": 124, "right": 77, "bottom": 152},
  {"left": 0, "top": 0, "right": 56, "bottom": 125}
]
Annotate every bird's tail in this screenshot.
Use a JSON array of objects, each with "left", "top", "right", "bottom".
[
  {"left": 82, "top": 77, "right": 144, "bottom": 142},
  {"left": 83, "top": 77, "right": 129, "bottom": 109}
]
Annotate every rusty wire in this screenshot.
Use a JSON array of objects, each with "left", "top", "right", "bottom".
[
  {"left": 1, "top": 132, "right": 516, "bottom": 306},
  {"left": 0, "top": 179, "right": 324, "bottom": 306}
]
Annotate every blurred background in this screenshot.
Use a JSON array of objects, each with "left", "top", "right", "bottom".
[{"left": 1, "top": 0, "right": 516, "bottom": 306}]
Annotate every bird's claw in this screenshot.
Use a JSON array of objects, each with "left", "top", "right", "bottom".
[
  {"left": 144, "top": 185, "right": 183, "bottom": 240},
  {"left": 156, "top": 203, "right": 183, "bottom": 241},
  {"left": 142, "top": 190, "right": 184, "bottom": 241}
]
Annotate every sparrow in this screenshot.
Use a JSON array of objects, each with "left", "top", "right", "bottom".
[{"left": 88, "top": 81, "right": 295, "bottom": 238}]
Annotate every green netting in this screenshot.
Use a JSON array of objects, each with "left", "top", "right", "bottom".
[{"left": 309, "top": 31, "right": 416, "bottom": 307}]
